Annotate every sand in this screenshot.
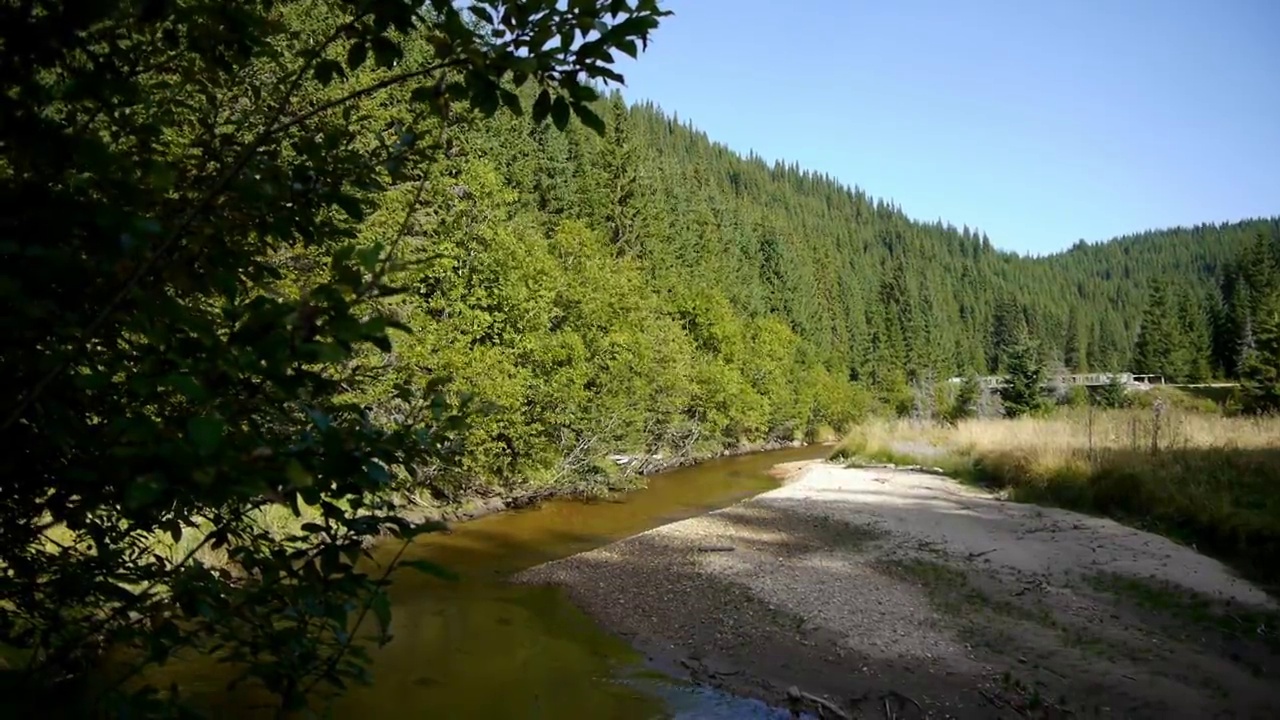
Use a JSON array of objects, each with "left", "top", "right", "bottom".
[{"left": 517, "top": 462, "right": 1280, "bottom": 719}]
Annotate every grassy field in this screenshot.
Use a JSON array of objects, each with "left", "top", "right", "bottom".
[{"left": 834, "top": 401, "right": 1280, "bottom": 590}]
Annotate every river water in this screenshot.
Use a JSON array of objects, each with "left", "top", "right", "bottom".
[{"left": 160, "top": 444, "right": 831, "bottom": 718}]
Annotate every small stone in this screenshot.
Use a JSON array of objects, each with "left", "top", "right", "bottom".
[{"left": 787, "top": 685, "right": 803, "bottom": 701}]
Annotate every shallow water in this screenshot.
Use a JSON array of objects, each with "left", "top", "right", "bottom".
[{"left": 154, "top": 444, "right": 831, "bottom": 718}]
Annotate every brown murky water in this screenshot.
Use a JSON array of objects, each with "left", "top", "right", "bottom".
[{"left": 155, "top": 444, "right": 830, "bottom": 718}]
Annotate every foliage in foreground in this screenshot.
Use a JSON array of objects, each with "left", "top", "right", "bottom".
[
  {"left": 0, "top": 0, "right": 667, "bottom": 715},
  {"left": 834, "top": 407, "right": 1280, "bottom": 589}
]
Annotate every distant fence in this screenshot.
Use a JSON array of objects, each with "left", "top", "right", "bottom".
[{"left": 945, "top": 373, "right": 1166, "bottom": 390}]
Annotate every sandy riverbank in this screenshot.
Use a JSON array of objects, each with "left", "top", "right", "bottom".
[{"left": 515, "top": 461, "right": 1279, "bottom": 719}]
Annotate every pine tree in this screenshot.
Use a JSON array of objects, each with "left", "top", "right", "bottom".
[
  {"left": 1133, "top": 278, "right": 1184, "bottom": 380},
  {"left": 1001, "top": 333, "right": 1046, "bottom": 418},
  {"left": 989, "top": 296, "right": 1028, "bottom": 372},
  {"left": 1178, "top": 288, "right": 1214, "bottom": 382},
  {"left": 1063, "top": 306, "right": 1088, "bottom": 372},
  {"left": 1241, "top": 289, "right": 1280, "bottom": 413}
]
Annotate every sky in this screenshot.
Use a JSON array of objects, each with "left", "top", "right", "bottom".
[{"left": 610, "top": 0, "right": 1280, "bottom": 255}]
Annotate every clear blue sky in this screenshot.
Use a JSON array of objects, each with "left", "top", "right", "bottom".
[{"left": 612, "top": 0, "right": 1280, "bottom": 255}]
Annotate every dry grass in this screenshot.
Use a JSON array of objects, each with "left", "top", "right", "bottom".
[{"left": 835, "top": 406, "right": 1280, "bottom": 589}]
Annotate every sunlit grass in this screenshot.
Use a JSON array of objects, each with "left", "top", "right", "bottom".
[{"left": 834, "top": 406, "right": 1280, "bottom": 589}]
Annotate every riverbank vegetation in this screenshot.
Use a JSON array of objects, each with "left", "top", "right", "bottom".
[{"left": 834, "top": 397, "right": 1280, "bottom": 588}]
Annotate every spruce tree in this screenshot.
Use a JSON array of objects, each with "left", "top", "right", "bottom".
[
  {"left": 1133, "top": 278, "right": 1183, "bottom": 380},
  {"left": 1064, "top": 306, "right": 1088, "bottom": 372},
  {"left": 1001, "top": 333, "right": 1046, "bottom": 418},
  {"left": 1241, "top": 289, "right": 1280, "bottom": 413}
]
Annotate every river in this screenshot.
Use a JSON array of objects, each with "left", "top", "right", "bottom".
[{"left": 158, "top": 444, "right": 832, "bottom": 718}]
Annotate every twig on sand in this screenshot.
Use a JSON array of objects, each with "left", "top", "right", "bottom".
[
  {"left": 786, "top": 685, "right": 851, "bottom": 720},
  {"left": 803, "top": 691, "right": 850, "bottom": 719},
  {"left": 978, "top": 689, "right": 1030, "bottom": 717},
  {"left": 885, "top": 689, "right": 923, "bottom": 712},
  {"left": 878, "top": 689, "right": 922, "bottom": 719},
  {"left": 978, "top": 689, "right": 1005, "bottom": 709},
  {"left": 968, "top": 548, "right": 998, "bottom": 559}
]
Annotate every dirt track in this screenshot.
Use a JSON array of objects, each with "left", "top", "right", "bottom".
[{"left": 516, "top": 461, "right": 1280, "bottom": 719}]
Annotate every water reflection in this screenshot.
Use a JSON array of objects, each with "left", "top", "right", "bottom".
[{"left": 154, "top": 445, "right": 832, "bottom": 718}]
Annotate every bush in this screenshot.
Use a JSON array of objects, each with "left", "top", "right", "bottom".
[
  {"left": 1094, "top": 375, "right": 1131, "bottom": 409},
  {"left": 1061, "top": 385, "right": 1090, "bottom": 408},
  {"left": 944, "top": 376, "right": 981, "bottom": 423}
]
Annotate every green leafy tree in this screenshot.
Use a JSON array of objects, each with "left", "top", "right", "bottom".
[{"left": 0, "top": 0, "right": 668, "bottom": 714}]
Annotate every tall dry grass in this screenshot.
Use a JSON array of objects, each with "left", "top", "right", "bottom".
[{"left": 835, "top": 407, "right": 1280, "bottom": 588}]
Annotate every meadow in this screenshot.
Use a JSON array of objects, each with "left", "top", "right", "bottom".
[{"left": 834, "top": 393, "right": 1280, "bottom": 589}]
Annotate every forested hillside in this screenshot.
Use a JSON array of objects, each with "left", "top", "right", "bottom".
[{"left": 386, "top": 83, "right": 1279, "bottom": 496}]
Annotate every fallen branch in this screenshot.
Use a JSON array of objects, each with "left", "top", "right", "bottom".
[
  {"left": 883, "top": 689, "right": 923, "bottom": 714},
  {"left": 978, "top": 689, "right": 1004, "bottom": 709},
  {"left": 801, "top": 690, "right": 850, "bottom": 720}
]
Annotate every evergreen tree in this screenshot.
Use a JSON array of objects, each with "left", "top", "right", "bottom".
[
  {"left": 1063, "top": 306, "right": 1088, "bottom": 372},
  {"left": 1241, "top": 289, "right": 1280, "bottom": 413},
  {"left": 1001, "top": 334, "right": 1047, "bottom": 418},
  {"left": 1177, "top": 288, "right": 1214, "bottom": 382},
  {"left": 1133, "top": 278, "right": 1183, "bottom": 380},
  {"left": 1096, "top": 374, "right": 1132, "bottom": 409},
  {"left": 945, "top": 375, "right": 982, "bottom": 423}
]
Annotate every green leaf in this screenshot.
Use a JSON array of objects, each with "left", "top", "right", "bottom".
[
  {"left": 568, "top": 83, "right": 599, "bottom": 103},
  {"left": 74, "top": 371, "right": 110, "bottom": 391},
  {"left": 550, "top": 95, "right": 570, "bottom": 131},
  {"left": 466, "top": 5, "right": 493, "bottom": 25},
  {"left": 371, "top": 35, "right": 402, "bottom": 69},
  {"left": 347, "top": 41, "right": 369, "bottom": 71},
  {"left": 371, "top": 591, "right": 392, "bottom": 637},
  {"left": 409, "top": 84, "right": 434, "bottom": 103},
  {"left": 162, "top": 520, "right": 183, "bottom": 544},
  {"left": 166, "top": 373, "right": 208, "bottom": 403},
  {"left": 314, "top": 58, "right": 343, "bottom": 86},
  {"left": 532, "top": 89, "right": 552, "bottom": 122},
  {"left": 467, "top": 72, "right": 500, "bottom": 116},
  {"left": 125, "top": 476, "right": 166, "bottom": 511},
  {"left": 311, "top": 342, "right": 349, "bottom": 363},
  {"left": 285, "top": 458, "right": 314, "bottom": 488},
  {"left": 187, "top": 416, "right": 224, "bottom": 456},
  {"left": 573, "top": 103, "right": 606, "bottom": 135},
  {"left": 355, "top": 245, "right": 382, "bottom": 273},
  {"left": 498, "top": 88, "right": 522, "bottom": 115},
  {"left": 334, "top": 193, "right": 365, "bottom": 221}
]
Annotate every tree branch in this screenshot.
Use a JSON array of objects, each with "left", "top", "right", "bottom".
[{"left": 2, "top": 56, "right": 463, "bottom": 431}]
